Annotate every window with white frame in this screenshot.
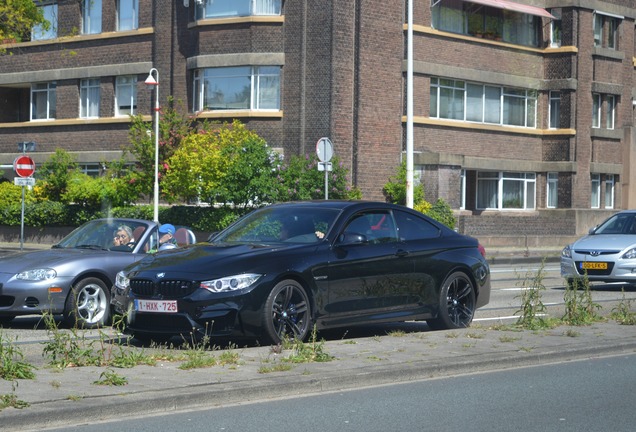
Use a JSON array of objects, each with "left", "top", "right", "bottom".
[
  {"left": 83, "top": 0, "right": 102, "bottom": 34},
  {"left": 592, "top": 93, "right": 601, "bottom": 128},
  {"left": 591, "top": 173, "right": 601, "bottom": 208},
  {"left": 31, "top": 82, "right": 57, "bottom": 120},
  {"left": 117, "top": 0, "right": 138, "bottom": 31},
  {"left": 431, "top": 78, "right": 536, "bottom": 128},
  {"left": 193, "top": 66, "right": 281, "bottom": 111},
  {"left": 115, "top": 76, "right": 137, "bottom": 116},
  {"left": 606, "top": 95, "right": 615, "bottom": 130},
  {"left": 594, "top": 12, "right": 620, "bottom": 49},
  {"left": 431, "top": 0, "right": 542, "bottom": 47},
  {"left": 547, "top": 172, "right": 558, "bottom": 208},
  {"left": 477, "top": 171, "right": 536, "bottom": 210},
  {"left": 550, "top": 9, "right": 562, "bottom": 47},
  {"left": 549, "top": 91, "right": 560, "bottom": 129},
  {"left": 196, "top": 0, "right": 281, "bottom": 19},
  {"left": 80, "top": 163, "right": 102, "bottom": 177},
  {"left": 32, "top": 2, "right": 58, "bottom": 41},
  {"left": 605, "top": 175, "right": 615, "bottom": 209},
  {"left": 80, "top": 79, "right": 100, "bottom": 118}
]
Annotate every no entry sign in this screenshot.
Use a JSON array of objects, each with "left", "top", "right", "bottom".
[{"left": 14, "top": 155, "right": 35, "bottom": 178}]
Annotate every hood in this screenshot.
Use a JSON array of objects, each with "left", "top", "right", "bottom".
[
  {"left": 570, "top": 234, "right": 636, "bottom": 252},
  {"left": 128, "top": 242, "right": 306, "bottom": 278},
  {"left": 0, "top": 248, "right": 103, "bottom": 274}
]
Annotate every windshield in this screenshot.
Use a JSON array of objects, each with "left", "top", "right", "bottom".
[
  {"left": 213, "top": 206, "right": 339, "bottom": 244},
  {"left": 594, "top": 213, "right": 636, "bottom": 235},
  {"left": 56, "top": 219, "right": 151, "bottom": 251}
]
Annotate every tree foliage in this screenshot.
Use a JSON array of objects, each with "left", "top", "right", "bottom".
[
  {"left": 276, "top": 154, "right": 360, "bottom": 201},
  {"left": 37, "top": 149, "right": 79, "bottom": 202},
  {"left": 126, "top": 97, "right": 193, "bottom": 202},
  {"left": 0, "top": 0, "right": 48, "bottom": 43}
]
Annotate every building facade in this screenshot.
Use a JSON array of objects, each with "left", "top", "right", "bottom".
[{"left": 0, "top": 0, "right": 634, "bottom": 237}]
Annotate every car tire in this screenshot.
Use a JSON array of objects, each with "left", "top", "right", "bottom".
[
  {"left": 427, "top": 271, "right": 476, "bottom": 330},
  {"left": 262, "top": 279, "right": 312, "bottom": 345},
  {"left": 64, "top": 277, "right": 111, "bottom": 329}
]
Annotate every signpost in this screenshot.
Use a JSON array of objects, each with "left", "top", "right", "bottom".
[
  {"left": 13, "top": 144, "right": 36, "bottom": 250},
  {"left": 316, "top": 137, "right": 333, "bottom": 200}
]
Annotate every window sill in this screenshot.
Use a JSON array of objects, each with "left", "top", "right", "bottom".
[
  {"left": 408, "top": 117, "right": 576, "bottom": 136},
  {"left": 591, "top": 128, "right": 622, "bottom": 139},
  {"left": 189, "top": 15, "right": 284, "bottom": 29},
  {"left": 412, "top": 26, "right": 579, "bottom": 54},
  {"left": 0, "top": 28, "right": 154, "bottom": 49},
  {"left": 196, "top": 110, "right": 283, "bottom": 119},
  {"left": 0, "top": 116, "right": 150, "bottom": 128}
]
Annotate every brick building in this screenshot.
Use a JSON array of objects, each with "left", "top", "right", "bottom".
[{"left": 0, "top": 0, "right": 634, "bottom": 238}]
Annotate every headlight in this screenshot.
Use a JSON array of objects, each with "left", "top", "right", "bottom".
[
  {"left": 115, "top": 271, "right": 130, "bottom": 289},
  {"left": 561, "top": 245, "right": 572, "bottom": 259},
  {"left": 200, "top": 273, "right": 261, "bottom": 293},
  {"left": 621, "top": 248, "right": 636, "bottom": 260},
  {"left": 16, "top": 268, "right": 57, "bottom": 281}
]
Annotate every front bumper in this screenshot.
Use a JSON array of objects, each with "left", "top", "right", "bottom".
[
  {"left": 0, "top": 275, "right": 73, "bottom": 316},
  {"left": 561, "top": 257, "right": 636, "bottom": 283}
]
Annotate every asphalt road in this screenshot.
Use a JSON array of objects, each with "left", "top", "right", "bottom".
[{"left": 42, "top": 353, "right": 636, "bottom": 432}]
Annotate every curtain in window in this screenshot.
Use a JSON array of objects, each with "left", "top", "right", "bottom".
[
  {"left": 253, "top": 0, "right": 281, "bottom": 15},
  {"left": 431, "top": 0, "right": 463, "bottom": 33},
  {"left": 477, "top": 174, "right": 498, "bottom": 209},
  {"left": 466, "top": 84, "right": 483, "bottom": 122}
]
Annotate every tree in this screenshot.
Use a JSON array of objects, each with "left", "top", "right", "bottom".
[
  {"left": 163, "top": 120, "right": 282, "bottom": 208},
  {"left": 126, "top": 97, "right": 192, "bottom": 202},
  {"left": 0, "top": 0, "right": 48, "bottom": 44},
  {"left": 276, "top": 154, "right": 361, "bottom": 201},
  {"left": 37, "top": 149, "right": 79, "bottom": 202}
]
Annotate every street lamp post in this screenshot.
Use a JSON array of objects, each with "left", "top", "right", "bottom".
[{"left": 144, "top": 68, "right": 160, "bottom": 222}]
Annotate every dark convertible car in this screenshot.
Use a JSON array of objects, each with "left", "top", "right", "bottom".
[{"left": 113, "top": 201, "right": 491, "bottom": 344}]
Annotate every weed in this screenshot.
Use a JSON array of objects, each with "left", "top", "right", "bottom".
[
  {"left": 93, "top": 369, "right": 128, "bottom": 386},
  {"left": 109, "top": 347, "right": 157, "bottom": 368},
  {"left": 50, "top": 380, "right": 62, "bottom": 389},
  {"left": 283, "top": 326, "right": 334, "bottom": 363},
  {"left": 465, "top": 332, "right": 485, "bottom": 339},
  {"left": 387, "top": 330, "right": 406, "bottom": 337},
  {"left": 0, "top": 393, "right": 29, "bottom": 410},
  {"left": 179, "top": 350, "right": 217, "bottom": 370},
  {"left": 258, "top": 363, "right": 293, "bottom": 374},
  {"left": 41, "top": 312, "right": 100, "bottom": 368},
  {"left": 610, "top": 289, "right": 636, "bottom": 325},
  {"left": 342, "top": 340, "right": 357, "bottom": 345},
  {"left": 564, "top": 329, "right": 580, "bottom": 337},
  {"left": 498, "top": 335, "right": 520, "bottom": 343},
  {"left": 445, "top": 332, "right": 459, "bottom": 339},
  {"left": 514, "top": 260, "right": 554, "bottom": 330},
  {"left": 67, "top": 395, "right": 82, "bottom": 401},
  {"left": 0, "top": 331, "right": 36, "bottom": 380},
  {"left": 218, "top": 349, "right": 240, "bottom": 366},
  {"left": 562, "top": 274, "right": 602, "bottom": 325}
]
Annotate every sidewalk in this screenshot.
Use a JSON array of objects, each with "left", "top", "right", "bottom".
[{"left": 1, "top": 319, "right": 635, "bottom": 430}]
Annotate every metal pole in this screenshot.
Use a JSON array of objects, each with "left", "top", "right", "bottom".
[
  {"left": 145, "top": 68, "right": 160, "bottom": 222},
  {"left": 406, "top": 0, "right": 414, "bottom": 208},
  {"left": 324, "top": 165, "right": 328, "bottom": 200},
  {"left": 20, "top": 185, "right": 25, "bottom": 251}
]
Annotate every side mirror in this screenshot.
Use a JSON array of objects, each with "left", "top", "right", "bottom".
[
  {"left": 588, "top": 226, "right": 598, "bottom": 235},
  {"left": 336, "top": 232, "right": 368, "bottom": 246}
]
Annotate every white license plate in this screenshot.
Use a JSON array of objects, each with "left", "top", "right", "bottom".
[{"left": 134, "top": 299, "right": 178, "bottom": 313}]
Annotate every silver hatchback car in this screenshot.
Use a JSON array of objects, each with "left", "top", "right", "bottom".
[{"left": 561, "top": 210, "right": 636, "bottom": 284}]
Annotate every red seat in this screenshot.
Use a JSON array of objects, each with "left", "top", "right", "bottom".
[{"left": 175, "top": 228, "right": 194, "bottom": 247}]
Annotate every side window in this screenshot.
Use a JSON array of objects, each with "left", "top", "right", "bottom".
[
  {"left": 344, "top": 211, "right": 398, "bottom": 244},
  {"left": 394, "top": 210, "right": 441, "bottom": 241}
]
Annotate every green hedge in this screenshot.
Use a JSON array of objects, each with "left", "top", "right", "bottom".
[{"left": 0, "top": 202, "right": 251, "bottom": 232}]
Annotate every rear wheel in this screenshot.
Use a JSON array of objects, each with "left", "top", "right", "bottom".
[
  {"left": 262, "top": 280, "right": 312, "bottom": 345},
  {"left": 427, "top": 271, "right": 476, "bottom": 330},
  {"left": 64, "top": 277, "right": 111, "bottom": 328}
]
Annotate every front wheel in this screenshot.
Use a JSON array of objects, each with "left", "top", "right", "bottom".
[
  {"left": 427, "top": 271, "right": 476, "bottom": 330},
  {"left": 261, "top": 280, "right": 312, "bottom": 345},
  {"left": 64, "top": 277, "right": 111, "bottom": 328}
]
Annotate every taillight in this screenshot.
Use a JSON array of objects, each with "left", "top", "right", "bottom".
[{"left": 478, "top": 243, "right": 486, "bottom": 258}]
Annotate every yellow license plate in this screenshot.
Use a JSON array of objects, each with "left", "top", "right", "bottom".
[{"left": 580, "top": 262, "right": 608, "bottom": 270}]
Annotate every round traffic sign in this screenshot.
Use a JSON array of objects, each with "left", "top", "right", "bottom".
[
  {"left": 316, "top": 137, "right": 333, "bottom": 163},
  {"left": 14, "top": 155, "right": 35, "bottom": 178}
]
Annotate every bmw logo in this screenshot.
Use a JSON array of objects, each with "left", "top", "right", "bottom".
[{"left": 157, "top": 272, "right": 165, "bottom": 278}]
